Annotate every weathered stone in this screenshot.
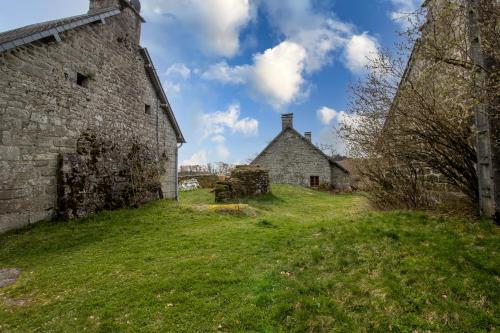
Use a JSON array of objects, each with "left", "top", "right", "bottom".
[
  {"left": 251, "top": 114, "right": 349, "bottom": 189},
  {"left": 0, "top": 214, "right": 30, "bottom": 233},
  {"left": 214, "top": 165, "right": 270, "bottom": 203},
  {"left": 58, "top": 131, "right": 165, "bottom": 219},
  {"left": 0, "top": 268, "right": 21, "bottom": 288},
  {"left": 0, "top": 146, "right": 20, "bottom": 161},
  {"left": 0, "top": 0, "right": 183, "bottom": 233}
]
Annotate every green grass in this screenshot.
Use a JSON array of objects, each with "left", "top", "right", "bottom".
[{"left": 0, "top": 184, "right": 498, "bottom": 332}]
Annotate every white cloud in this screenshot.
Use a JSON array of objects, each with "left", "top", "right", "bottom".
[
  {"left": 200, "top": 1, "right": 380, "bottom": 108},
  {"left": 182, "top": 150, "right": 208, "bottom": 166},
  {"left": 251, "top": 41, "right": 307, "bottom": 107},
  {"left": 203, "top": 41, "right": 307, "bottom": 108},
  {"left": 164, "top": 81, "right": 181, "bottom": 94},
  {"left": 261, "top": 1, "right": 353, "bottom": 73},
  {"left": 166, "top": 63, "right": 191, "bottom": 79},
  {"left": 318, "top": 127, "right": 347, "bottom": 156},
  {"left": 142, "top": 0, "right": 253, "bottom": 57},
  {"left": 202, "top": 61, "right": 250, "bottom": 84},
  {"left": 389, "top": 0, "right": 422, "bottom": 28},
  {"left": 343, "top": 33, "right": 380, "bottom": 73},
  {"left": 317, "top": 107, "right": 339, "bottom": 125},
  {"left": 211, "top": 135, "right": 226, "bottom": 143},
  {"left": 216, "top": 144, "right": 230, "bottom": 160},
  {"left": 201, "top": 104, "right": 258, "bottom": 139},
  {"left": 317, "top": 106, "right": 360, "bottom": 128}
]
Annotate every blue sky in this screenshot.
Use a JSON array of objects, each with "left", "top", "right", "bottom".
[{"left": 0, "top": 0, "right": 420, "bottom": 165}]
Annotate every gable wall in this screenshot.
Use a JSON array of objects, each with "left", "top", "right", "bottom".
[
  {"left": 252, "top": 130, "right": 333, "bottom": 187},
  {"left": 0, "top": 11, "right": 178, "bottom": 233}
]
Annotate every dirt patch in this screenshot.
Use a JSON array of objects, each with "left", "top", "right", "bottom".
[
  {"left": 0, "top": 268, "right": 20, "bottom": 288},
  {"left": 192, "top": 204, "right": 258, "bottom": 217}
]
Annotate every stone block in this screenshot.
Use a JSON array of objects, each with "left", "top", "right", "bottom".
[
  {"left": 0, "top": 146, "right": 21, "bottom": 161},
  {"left": 0, "top": 213, "right": 30, "bottom": 234},
  {"left": 1, "top": 131, "right": 12, "bottom": 145},
  {"left": 0, "top": 188, "right": 29, "bottom": 200}
]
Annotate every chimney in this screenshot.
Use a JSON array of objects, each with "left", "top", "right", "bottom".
[
  {"left": 89, "top": 0, "right": 119, "bottom": 12},
  {"left": 304, "top": 132, "right": 312, "bottom": 141},
  {"left": 89, "top": 0, "right": 144, "bottom": 44},
  {"left": 281, "top": 113, "right": 293, "bottom": 130}
]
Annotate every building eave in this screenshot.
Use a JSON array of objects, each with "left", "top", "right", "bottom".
[
  {"left": 252, "top": 127, "right": 349, "bottom": 174},
  {"left": 140, "top": 48, "right": 186, "bottom": 144},
  {"left": 0, "top": 7, "right": 121, "bottom": 53}
]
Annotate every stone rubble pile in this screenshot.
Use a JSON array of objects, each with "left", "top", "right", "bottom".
[{"left": 214, "top": 165, "right": 270, "bottom": 203}]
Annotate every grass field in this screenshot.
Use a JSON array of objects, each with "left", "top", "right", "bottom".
[{"left": 0, "top": 185, "right": 498, "bottom": 332}]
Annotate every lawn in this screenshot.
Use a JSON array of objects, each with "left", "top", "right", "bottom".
[{"left": 0, "top": 185, "right": 498, "bottom": 332}]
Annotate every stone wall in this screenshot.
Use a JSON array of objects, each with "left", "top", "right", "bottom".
[
  {"left": 214, "top": 166, "right": 270, "bottom": 203},
  {"left": 0, "top": 8, "right": 178, "bottom": 233},
  {"left": 179, "top": 174, "right": 220, "bottom": 189},
  {"left": 252, "top": 129, "right": 347, "bottom": 188},
  {"left": 58, "top": 131, "right": 166, "bottom": 219}
]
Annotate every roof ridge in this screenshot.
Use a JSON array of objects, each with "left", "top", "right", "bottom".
[
  {"left": 0, "top": 6, "right": 121, "bottom": 53},
  {"left": 251, "top": 127, "right": 349, "bottom": 174}
]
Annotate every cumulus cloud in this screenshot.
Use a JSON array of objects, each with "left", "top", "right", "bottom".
[
  {"left": 389, "top": 0, "right": 422, "bottom": 28},
  {"left": 164, "top": 81, "right": 181, "bottom": 94},
  {"left": 317, "top": 106, "right": 359, "bottom": 128},
  {"left": 251, "top": 41, "right": 307, "bottom": 107},
  {"left": 317, "top": 109, "right": 360, "bottom": 155},
  {"left": 182, "top": 150, "right": 208, "bottom": 166},
  {"left": 202, "top": 61, "right": 250, "bottom": 84},
  {"left": 216, "top": 144, "right": 230, "bottom": 160},
  {"left": 317, "top": 107, "right": 339, "bottom": 125},
  {"left": 142, "top": 0, "right": 253, "bottom": 57},
  {"left": 261, "top": 0, "right": 352, "bottom": 73},
  {"left": 201, "top": 104, "right": 258, "bottom": 139},
  {"left": 211, "top": 135, "right": 226, "bottom": 143},
  {"left": 200, "top": 1, "right": 380, "bottom": 107},
  {"left": 343, "top": 33, "right": 380, "bottom": 73},
  {"left": 318, "top": 127, "right": 347, "bottom": 156},
  {"left": 203, "top": 41, "right": 307, "bottom": 108},
  {"left": 166, "top": 63, "right": 191, "bottom": 79}
]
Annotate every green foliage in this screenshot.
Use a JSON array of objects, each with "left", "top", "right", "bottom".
[{"left": 0, "top": 185, "right": 498, "bottom": 332}]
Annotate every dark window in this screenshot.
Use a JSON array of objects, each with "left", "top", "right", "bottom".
[
  {"left": 310, "top": 176, "right": 320, "bottom": 187},
  {"left": 76, "top": 73, "right": 89, "bottom": 88},
  {"left": 145, "top": 104, "right": 151, "bottom": 115}
]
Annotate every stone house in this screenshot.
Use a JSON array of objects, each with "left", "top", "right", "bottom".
[
  {"left": 251, "top": 113, "right": 349, "bottom": 188},
  {"left": 0, "top": 0, "right": 185, "bottom": 233}
]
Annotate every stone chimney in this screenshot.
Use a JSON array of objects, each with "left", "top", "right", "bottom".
[
  {"left": 281, "top": 113, "right": 293, "bottom": 130},
  {"left": 89, "top": 0, "right": 144, "bottom": 44},
  {"left": 304, "top": 132, "right": 312, "bottom": 141},
  {"left": 89, "top": 0, "right": 119, "bottom": 12}
]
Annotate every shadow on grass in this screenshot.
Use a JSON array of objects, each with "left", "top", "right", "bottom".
[{"left": 0, "top": 203, "right": 166, "bottom": 262}]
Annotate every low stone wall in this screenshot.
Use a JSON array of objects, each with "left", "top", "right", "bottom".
[
  {"left": 214, "top": 166, "right": 270, "bottom": 202},
  {"left": 179, "top": 174, "right": 220, "bottom": 189},
  {"left": 58, "top": 131, "right": 165, "bottom": 219}
]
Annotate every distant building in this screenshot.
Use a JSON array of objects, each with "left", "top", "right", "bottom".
[
  {"left": 251, "top": 113, "right": 349, "bottom": 188},
  {"left": 0, "top": 0, "right": 185, "bottom": 232}
]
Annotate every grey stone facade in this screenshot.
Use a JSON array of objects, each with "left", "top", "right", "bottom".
[
  {"left": 0, "top": 0, "right": 185, "bottom": 233},
  {"left": 251, "top": 114, "right": 349, "bottom": 188}
]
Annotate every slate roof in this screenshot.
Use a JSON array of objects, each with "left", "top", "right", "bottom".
[
  {"left": 140, "top": 48, "right": 186, "bottom": 143},
  {"left": 252, "top": 127, "right": 349, "bottom": 174},
  {"left": 0, "top": 7, "right": 121, "bottom": 53}
]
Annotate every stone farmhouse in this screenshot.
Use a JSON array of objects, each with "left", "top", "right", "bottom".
[
  {"left": 0, "top": 0, "right": 185, "bottom": 233},
  {"left": 251, "top": 113, "right": 349, "bottom": 189}
]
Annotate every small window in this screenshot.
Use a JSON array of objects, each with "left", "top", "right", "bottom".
[
  {"left": 145, "top": 104, "right": 151, "bottom": 115},
  {"left": 310, "top": 176, "right": 320, "bottom": 188},
  {"left": 76, "top": 73, "right": 89, "bottom": 88}
]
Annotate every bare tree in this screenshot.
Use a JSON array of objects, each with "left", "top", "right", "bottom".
[{"left": 340, "top": 0, "right": 492, "bottom": 212}]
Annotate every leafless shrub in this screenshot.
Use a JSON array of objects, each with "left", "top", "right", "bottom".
[{"left": 340, "top": 0, "right": 498, "bottom": 213}]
